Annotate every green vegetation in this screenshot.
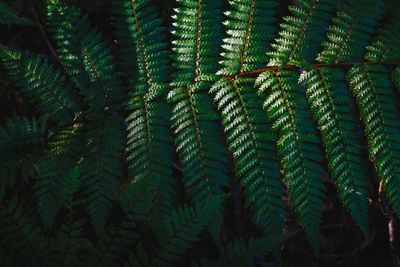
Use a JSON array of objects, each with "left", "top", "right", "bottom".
[{"left": 1, "top": 0, "right": 400, "bottom": 266}]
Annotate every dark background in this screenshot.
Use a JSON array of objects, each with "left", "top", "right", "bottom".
[{"left": 0, "top": 0, "right": 398, "bottom": 266}]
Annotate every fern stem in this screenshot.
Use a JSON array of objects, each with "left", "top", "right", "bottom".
[
  {"left": 378, "top": 182, "right": 400, "bottom": 267},
  {"left": 32, "top": 7, "right": 61, "bottom": 67},
  {"left": 238, "top": 0, "right": 255, "bottom": 73},
  {"left": 130, "top": 0, "right": 152, "bottom": 87},
  {"left": 234, "top": 61, "right": 400, "bottom": 77},
  {"left": 332, "top": 21, "right": 356, "bottom": 64},
  {"left": 194, "top": 0, "right": 202, "bottom": 82},
  {"left": 185, "top": 88, "right": 214, "bottom": 196},
  {"left": 284, "top": 0, "right": 319, "bottom": 67}
]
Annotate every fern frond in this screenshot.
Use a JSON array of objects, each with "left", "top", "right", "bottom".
[
  {"left": 218, "top": 0, "right": 278, "bottom": 76},
  {"left": 88, "top": 176, "right": 157, "bottom": 266},
  {"left": 0, "top": 198, "right": 49, "bottom": 267},
  {"left": 268, "top": 0, "right": 338, "bottom": 67},
  {"left": 364, "top": 4, "right": 400, "bottom": 62},
  {"left": 257, "top": 70, "right": 326, "bottom": 252},
  {"left": 0, "top": 116, "right": 47, "bottom": 190},
  {"left": 216, "top": 236, "right": 280, "bottom": 267},
  {"left": 126, "top": 197, "right": 221, "bottom": 267},
  {"left": 126, "top": 97, "right": 173, "bottom": 182},
  {"left": 317, "top": 0, "right": 386, "bottom": 63},
  {"left": 394, "top": 67, "right": 400, "bottom": 92},
  {"left": 171, "top": 0, "right": 224, "bottom": 86},
  {"left": 124, "top": 244, "right": 150, "bottom": 267},
  {"left": 81, "top": 113, "right": 125, "bottom": 233},
  {"left": 120, "top": 174, "right": 161, "bottom": 221},
  {"left": 0, "top": 116, "right": 47, "bottom": 163},
  {"left": 90, "top": 217, "right": 140, "bottom": 267},
  {"left": 192, "top": 235, "right": 281, "bottom": 267},
  {"left": 169, "top": 0, "right": 228, "bottom": 242},
  {"left": 211, "top": 77, "right": 284, "bottom": 234},
  {"left": 47, "top": 0, "right": 123, "bottom": 111},
  {"left": 170, "top": 0, "right": 229, "bottom": 207},
  {"left": 168, "top": 82, "right": 228, "bottom": 244},
  {"left": 52, "top": 220, "right": 90, "bottom": 267},
  {"left": 115, "top": 1, "right": 176, "bottom": 223},
  {"left": 300, "top": 68, "right": 369, "bottom": 234},
  {"left": 49, "top": 170, "right": 89, "bottom": 267},
  {"left": 158, "top": 197, "right": 220, "bottom": 259},
  {"left": 34, "top": 125, "right": 83, "bottom": 229},
  {"left": 214, "top": 4, "right": 285, "bottom": 236},
  {"left": 47, "top": 1, "right": 127, "bottom": 232},
  {"left": 59, "top": 168, "right": 81, "bottom": 212},
  {"left": 112, "top": 0, "right": 170, "bottom": 98},
  {"left": 0, "top": 46, "right": 81, "bottom": 124},
  {"left": 169, "top": 83, "right": 229, "bottom": 202},
  {"left": 0, "top": 1, "right": 33, "bottom": 25},
  {"left": 348, "top": 64, "right": 400, "bottom": 215},
  {"left": 125, "top": 95, "right": 176, "bottom": 236}
]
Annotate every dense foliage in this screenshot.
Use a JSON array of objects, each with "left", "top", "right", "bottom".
[{"left": 1, "top": 0, "right": 400, "bottom": 266}]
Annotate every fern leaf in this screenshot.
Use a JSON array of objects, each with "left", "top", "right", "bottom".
[
  {"left": 47, "top": 0, "right": 123, "bottom": 110},
  {"left": 168, "top": 82, "right": 228, "bottom": 244},
  {"left": 169, "top": 83, "right": 229, "bottom": 202},
  {"left": 0, "top": 116, "right": 47, "bottom": 190},
  {"left": 126, "top": 197, "right": 221, "bottom": 267},
  {"left": 120, "top": 174, "right": 160, "bottom": 220},
  {"left": 158, "top": 198, "right": 220, "bottom": 260},
  {"left": 0, "top": 198, "right": 49, "bottom": 267},
  {"left": 115, "top": 1, "right": 176, "bottom": 223},
  {"left": 50, "top": 170, "right": 89, "bottom": 267},
  {"left": 34, "top": 125, "right": 83, "bottom": 229},
  {"left": 257, "top": 70, "right": 326, "bottom": 252},
  {"left": 169, "top": 1, "right": 229, "bottom": 228},
  {"left": 91, "top": 220, "right": 140, "bottom": 267},
  {"left": 47, "top": 1, "right": 127, "bottom": 232},
  {"left": 394, "top": 67, "right": 400, "bottom": 92},
  {"left": 214, "top": 3, "right": 284, "bottom": 235},
  {"left": 81, "top": 113, "right": 125, "bottom": 233},
  {"left": 0, "top": 46, "right": 81, "bottom": 124},
  {"left": 317, "top": 0, "right": 386, "bottom": 63},
  {"left": 348, "top": 64, "right": 400, "bottom": 215},
  {"left": 171, "top": 0, "right": 224, "bottom": 86},
  {"left": 88, "top": 176, "right": 160, "bottom": 266},
  {"left": 300, "top": 68, "right": 369, "bottom": 234},
  {"left": 0, "top": 116, "right": 47, "bottom": 163},
  {"left": 216, "top": 236, "right": 281, "bottom": 267},
  {"left": 59, "top": 168, "right": 81, "bottom": 213},
  {"left": 119, "top": 0, "right": 175, "bottom": 190},
  {"left": 364, "top": 4, "right": 400, "bottom": 62},
  {"left": 126, "top": 97, "right": 173, "bottom": 184},
  {"left": 51, "top": 219, "right": 90, "bottom": 267},
  {"left": 125, "top": 96, "right": 175, "bottom": 233},
  {"left": 112, "top": 0, "right": 170, "bottom": 98},
  {"left": 218, "top": 0, "right": 279, "bottom": 76},
  {"left": 90, "top": 218, "right": 140, "bottom": 267},
  {"left": 211, "top": 77, "right": 284, "bottom": 234},
  {"left": 268, "top": 0, "right": 338, "bottom": 67},
  {"left": 124, "top": 244, "right": 150, "bottom": 267},
  {"left": 0, "top": 1, "right": 33, "bottom": 25}
]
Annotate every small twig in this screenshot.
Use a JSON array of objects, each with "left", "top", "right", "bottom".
[
  {"left": 229, "top": 61, "right": 400, "bottom": 78},
  {"left": 378, "top": 182, "right": 400, "bottom": 267},
  {"left": 286, "top": 222, "right": 358, "bottom": 239},
  {"left": 31, "top": 8, "right": 62, "bottom": 65},
  {"left": 172, "top": 163, "right": 183, "bottom": 173},
  {"left": 320, "top": 223, "right": 357, "bottom": 230},
  {"left": 351, "top": 230, "right": 379, "bottom": 256}
]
